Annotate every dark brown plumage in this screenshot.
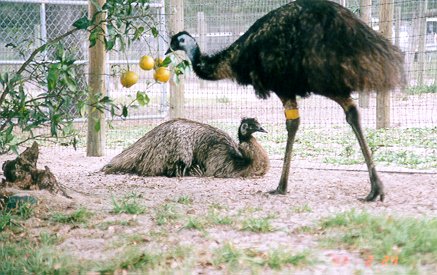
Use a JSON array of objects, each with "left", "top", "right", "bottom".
[
  {"left": 166, "top": 0, "right": 405, "bottom": 201},
  {"left": 102, "top": 118, "right": 270, "bottom": 178}
]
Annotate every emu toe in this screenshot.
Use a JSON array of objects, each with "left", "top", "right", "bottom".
[
  {"left": 361, "top": 187, "right": 385, "bottom": 202},
  {"left": 268, "top": 188, "right": 287, "bottom": 195},
  {"left": 360, "top": 174, "right": 385, "bottom": 202}
]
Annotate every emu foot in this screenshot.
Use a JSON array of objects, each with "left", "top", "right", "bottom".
[
  {"left": 267, "top": 188, "right": 287, "bottom": 195},
  {"left": 360, "top": 174, "right": 385, "bottom": 202},
  {"left": 360, "top": 188, "right": 384, "bottom": 202}
]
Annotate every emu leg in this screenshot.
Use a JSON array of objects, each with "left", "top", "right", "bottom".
[
  {"left": 333, "top": 97, "right": 385, "bottom": 202},
  {"left": 269, "top": 98, "right": 300, "bottom": 195}
]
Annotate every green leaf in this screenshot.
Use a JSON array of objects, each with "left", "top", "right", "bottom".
[
  {"left": 122, "top": 106, "right": 128, "bottom": 118},
  {"left": 73, "top": 16, "right": 91, "bottom": 30},
  {"left": 136, "top": 92, "right": 150, "bottom": 106},
  {"left": 104, "top": 37, "right": 115, "bottom": 51},
  {"left": 89, "top": 29, "right": 99, "bottom": 48},
  {"left": 64, "top": 77, "right": 77, "bottom": 92},
  {"left": 151, "top": 27, "right": 159, "bottom": 38},
  {"left": 133, "top": 26, "right": 145, "bottom": 40},
  {"left": 47, "top": 65, "right": 59, "bottom": 91},
  {"left": 161, "top": 56, "right": 172, "bottom": 67}
]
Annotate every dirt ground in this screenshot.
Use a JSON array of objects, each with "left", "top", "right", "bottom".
[{"left": 1, "top": 147, "right": 436, "bottom": 273}]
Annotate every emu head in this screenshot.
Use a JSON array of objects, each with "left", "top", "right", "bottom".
[
  {"left": 238, "top": 118, "right": 267, "bottom": 141},
  {"left": 165, "top": 31, "right": 198, "bottom": 60}
]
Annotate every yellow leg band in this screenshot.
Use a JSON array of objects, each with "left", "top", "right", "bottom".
[{"left": 285, "top": 109, "right": 300, "bottom": 120}]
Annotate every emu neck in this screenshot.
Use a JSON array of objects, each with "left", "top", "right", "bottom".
[
  {"left": 238, "top": 133, "right": 253, "bottom": 143},
  {"left": 188, "top": 46, "right": 234, "bottom": 81},
  {"left": 237, "top": 136, "right": 270, "bottom": 177}
]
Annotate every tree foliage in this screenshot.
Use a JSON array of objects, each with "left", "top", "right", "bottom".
[{"left": 0, "top": 0, "right": 165, "bottom": 154}]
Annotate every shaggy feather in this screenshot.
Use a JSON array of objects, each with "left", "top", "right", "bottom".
[{"left": 168, "top": 0, "right": 404, "bottom": 99}]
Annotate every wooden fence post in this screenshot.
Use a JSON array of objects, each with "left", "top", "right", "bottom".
[
  {"left": 359, "top": 0, "right": 371, "bottom": 108},
  {"left": 417, "top": 1, "right": 427, "bottom": 86},
  {"left": 197, "top": 11, "right": 207, "bottom": 89},
  {"left": 168, "top": 0, "right": 185, "bottom": 119},
  {"left": 376, "top": 0, "right": 393, "bottom": 129},
  {"left": 87, "top": 0, "right": 106, "bottom": 156}
]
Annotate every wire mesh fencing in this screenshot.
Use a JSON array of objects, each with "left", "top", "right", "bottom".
[{"left": 0, "top": 0, "right": 436, "bottom": 171}]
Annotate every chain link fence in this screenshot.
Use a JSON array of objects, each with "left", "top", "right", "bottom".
[{"left": 1, "top": 0, "right": 436, "bottom": 171}]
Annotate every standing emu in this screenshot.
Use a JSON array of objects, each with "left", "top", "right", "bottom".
[
  {"left": 166, "top": 0, "right": 404, "bottom": 201},
  {"left": 102, "top": 118, "right": 269, "bottom": 177}
]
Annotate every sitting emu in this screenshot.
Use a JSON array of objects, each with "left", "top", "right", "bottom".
[
  {"left": 166, "top": 0, "right": 404, "bottom": 201},
  {"left": 102, "top": 118, "right": 269, "bottom": 177}
]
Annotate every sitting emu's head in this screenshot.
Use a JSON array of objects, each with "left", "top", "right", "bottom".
[{"left": 238, "top": 118, "right": 267, "bottom": 141}]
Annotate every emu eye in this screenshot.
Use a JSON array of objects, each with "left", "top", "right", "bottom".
[{"left": 179, "top": 37, "right": 185, "bottom": 43}]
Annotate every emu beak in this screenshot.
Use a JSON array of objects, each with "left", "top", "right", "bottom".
[{"left": 258, "top": 126, "right": 267, "bottom": 133}]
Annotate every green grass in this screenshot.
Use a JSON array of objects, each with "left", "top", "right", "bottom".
[
  {"left": 241, "top": 216, "right": 275, "bottom": 233},
  {"left": 99, "top": 245, "right": 193, "bottom": 273},
  {"left": 213, "top": 243, "right": 242, "bottom": 267},
  {"left": 264, "top": 249, "right": 310, "bottom": 269},
  {"left": 155, "top": 203, "right": 181, "bottom": 226},
  {"left": 0, "top": 211, "right": 14, "bottom": 232},
  {"left": 112, "top": 193, "right": 147, "bottom": 215},
  {"left": 183, "top": 217, "right": 205, "bottom": 231},
  {"left": 212, "top": 243, "right": 312, "bottom": 271},
  {"left": 319, "top": 210, "right": 437, "bottom": 266},
  {"left": 405, "top": 84, "right": 437, "bottom": 95},
  {"left": 51, "top": 207, "right": 93, "bottom": 224},
  {"left": 0, "top": 202, "right": 35, "bottom": 231},
  {"left": 176, "top": 195, "right": 193, "bottom": 205},
  {"left": 292, "top": 204, "right": 312, "bottom": 213},
  {"left": 0, "top": 232, "right": 81, "bottom": 274},
  {"left": 207, "top": 208, "right": 234, "bottom": 225}
]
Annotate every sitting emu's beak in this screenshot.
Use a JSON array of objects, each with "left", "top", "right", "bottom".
[{"left": 258, "top": 126, "right": 267, "bottom": 133}]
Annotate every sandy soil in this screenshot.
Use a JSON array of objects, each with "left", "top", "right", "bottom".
[{"left": 1, "top": 147, "right": 436, "bottom": 273}]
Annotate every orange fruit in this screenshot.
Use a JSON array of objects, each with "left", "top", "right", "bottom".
[
  {"left": 120, "top": 71, "right": 139, "bottom": 88},
  {"left": 153, "top": 67, "right": 171, "bottom": 83},
  {"left": 139, "top": 55, "right": 154, "bottom": 71}
]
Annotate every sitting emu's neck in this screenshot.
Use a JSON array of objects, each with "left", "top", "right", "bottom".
[{"left": 237, "top": 136, "right": 270, "bottom": 177}]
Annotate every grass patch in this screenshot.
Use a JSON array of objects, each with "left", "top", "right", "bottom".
[
  {"left": 155, "top": 203, "right": 180, "bottom": 226},
  {"left": 0, "top": 232, "right": 81, "bottom": 273},
  {"left": 241, "top": 216, "right": 275, "bottom": 233},
  {"left": 207, "top": 208, "right": 234, "bottom": 225},
  {"left": 51, "top": 207, "right": 93, "bottom": 224},
  {"left": 405, "top": 84, "right": 437, "bottom": 95},
  {"left": 99, "top": 245, "right": 192, "bottom": 273},
  {"left": 263, "top": 249, "right": 311, "bottom": 269},
  {"left": 0, "top": 200, "right": 35, "bottom": 231},
  {"left": 292, "top": 204, "right": 312, "bottom": 213},
  {"left": 319, "top": 210, "right": 437, "bottom": 266},
  {"left": 213, "top": 242, "right": 242, "bottom": 267},
  {"left": 176, "top": 195, "right": 193, "bottom": 205},
  {"left": 213, "top": 243, "right": 312, "bottom": 271},
  {"left": 0, "top": 211, "right": 14, "bottom": 232},
  {"left": 112, "top": 193, "right": 147, "bottom": 215},
  {"left": 183, "top": 217, "right": 205, "bottom": 231}
]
